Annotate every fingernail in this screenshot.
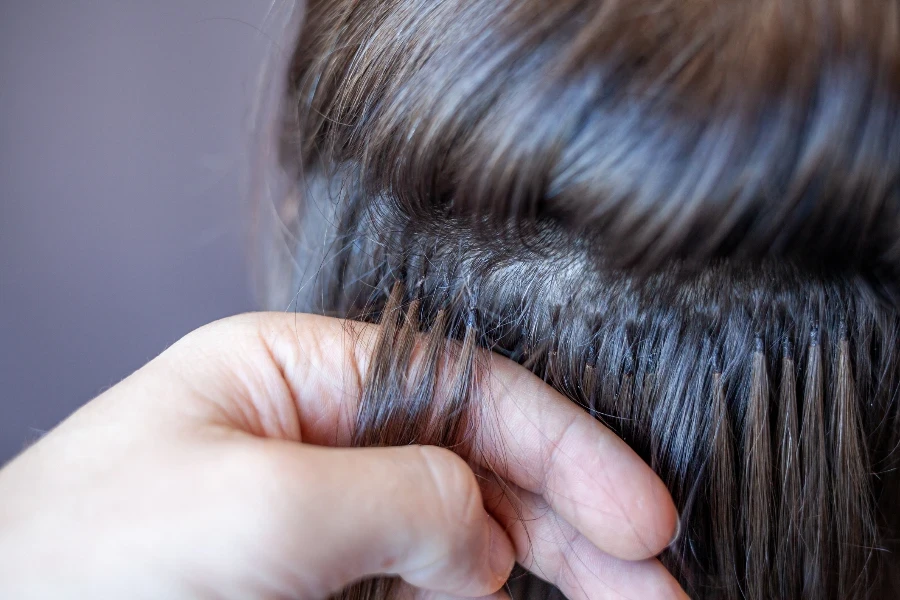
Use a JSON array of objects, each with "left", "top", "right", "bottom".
[{"left": 487, "top": 518, "right": 515, "bottom": 582}]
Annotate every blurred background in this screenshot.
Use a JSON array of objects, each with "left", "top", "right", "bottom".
[{"left": 0, "top": 2, "right": 283, "bottom": 462}]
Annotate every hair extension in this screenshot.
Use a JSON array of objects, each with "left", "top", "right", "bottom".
[
  {"left": 338, "top": 281, "right": 485, "bottom": 600},
  {"left": 709, "top": 372, "right": 738, "bottom": 599},
  {"left": 776, "top": 343, "right": 800, "bottom": 598},
  {"left": 830, "top": 336, "right": 875, "bottom": 597},
  {"left": 800, "top": 329, "right": 828, "bottom": 598},
  {"left": 742, "top": 342, "right": 773, "bottom": 599},
  {"left": 300, "top": 216, "right": 900, "bottom": 599},
  {"left": 268, "top": 1, "right": 900, "bottom": 597}
]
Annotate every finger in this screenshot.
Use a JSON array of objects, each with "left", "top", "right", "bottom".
[
  {"left": 478, "top": 475, "right": 688, "bottom": 600},
  {"left": 157, "top": 313, "right": 676, "bottom": 559},
  {"left": 472, "top": 354, "right": 679, "bottom": 560},
  {"left": 260, "top": 312, "right": 677, "bottom": 559},
  {"left": 251, "top": 442, "right": 515, "bottom": 598}
]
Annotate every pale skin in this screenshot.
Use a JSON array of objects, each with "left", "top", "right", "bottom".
[{"left": 0, "top": 313, "right": 686, "bottom": 599}]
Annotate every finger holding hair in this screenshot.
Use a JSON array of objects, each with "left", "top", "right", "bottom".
[
  {"left": 239, "top": 313, "right": 679, "bottom": 560},
  {"left": 0, "top": 312, "right": 679, "bottom": 599}
]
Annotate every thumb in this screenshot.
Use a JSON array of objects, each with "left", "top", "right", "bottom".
[{"left": 243, "top": 440, "right": 516, "bottom": 598}]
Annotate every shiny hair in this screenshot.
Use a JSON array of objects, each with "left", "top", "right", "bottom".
[{"left": 269, "top": 1, "right": 900, "bottom": 597}]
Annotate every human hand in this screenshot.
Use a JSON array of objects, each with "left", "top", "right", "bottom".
[{"left": 0, "top": 313, "right": 684, "bottom": 599}]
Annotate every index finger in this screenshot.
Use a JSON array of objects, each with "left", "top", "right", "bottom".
[{"left": 474, "top": 353, "right": 679, "bottom": 560}]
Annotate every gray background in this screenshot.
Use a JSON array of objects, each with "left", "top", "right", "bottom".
[{"left": 0, "top": 2, "right": 282, "bottom": 462}]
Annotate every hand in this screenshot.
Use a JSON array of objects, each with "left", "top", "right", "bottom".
[{"left": 0, "top": 313, "right": 684, "bottom": 599}]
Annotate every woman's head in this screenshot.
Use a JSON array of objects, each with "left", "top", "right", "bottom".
[{"left": 272, "top": 1, "right": 900, "bottom": 597}]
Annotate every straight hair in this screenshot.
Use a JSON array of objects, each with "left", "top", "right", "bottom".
[{"left": 268, "top": 1, "right": 900, "bottom": 597}]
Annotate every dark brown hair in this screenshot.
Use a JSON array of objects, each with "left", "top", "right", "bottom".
[{"left": 268, "top": 1, "right": 900, "bottom": 598}]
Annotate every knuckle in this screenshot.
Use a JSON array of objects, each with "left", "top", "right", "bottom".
[
  {"left": 414, "top": 446, "right": 484, "bottom": 545},
  {"left": 407, "top": 446, "right": 493, "bottom": 589}
]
